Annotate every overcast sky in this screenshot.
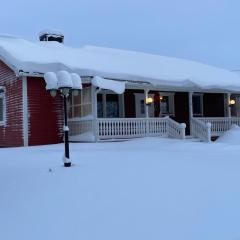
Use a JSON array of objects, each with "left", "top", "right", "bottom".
[{"left": 1, "top": 0, "right": 240, "bottom": 70}]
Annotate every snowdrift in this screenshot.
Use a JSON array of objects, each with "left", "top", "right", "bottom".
[{"left": 217, "top": 125, "right": 240, "bottom": 144}]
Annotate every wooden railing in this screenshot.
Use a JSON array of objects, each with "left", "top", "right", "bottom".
[
  {"left": 191, "top": 118, "right": 211, "bottom": 142},
  {"left": 97, "top": 117, "right": 185, "bottom": 140},
  {"left": 168, "top": 117, "right": 186, "bottom": 139},
  {"left": 69, "top": 117, "right": 186, "bottom": 141},
  {"left": 195, "top": 117, "right": 240, "bottom": 137}
]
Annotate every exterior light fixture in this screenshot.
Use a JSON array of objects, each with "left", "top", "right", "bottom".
[
  {"left": 159, "top": 96, "right": 163, "bottom": 101},
  {"left": 146, "top": 97, "right": 153, "bottom": 105},
  {"left": 229, "top": 99, "right": 236, "bottom": 107},
  {"left": 44, "top": 71, "right": 82, "bottom": 167}
]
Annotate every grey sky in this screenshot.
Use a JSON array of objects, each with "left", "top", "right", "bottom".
[{"left": 1, "top": 0, "right": 240, "bottom": 70}]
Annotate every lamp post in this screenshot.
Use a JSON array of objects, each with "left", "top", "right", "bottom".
[{"left": 44, "top": 71, "right": 82, "bottom": 167}]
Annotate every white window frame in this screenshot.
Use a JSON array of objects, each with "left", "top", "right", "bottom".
[
  {"left": 68, "top": 86, "right": 93, "bottom": 119},
  {"left": 97, "top": 90, "right": 124, "bottom": 118},
  {"left": 159, "top": 92, "right": 175, "bottom": 117},
  {"left": 192, "top": 93, "right": 204, "bottom": 117},
  {"left": 0, "top": 87, "right": 6, "bottom": 126}
]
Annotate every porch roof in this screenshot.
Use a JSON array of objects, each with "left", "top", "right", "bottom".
[{"left": 1, "top": 35, "right": 240, "bottom": 92}]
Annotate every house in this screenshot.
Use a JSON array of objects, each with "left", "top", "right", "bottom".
[{"left": 1, "top": 31, "right": 240, "bottom": 147}]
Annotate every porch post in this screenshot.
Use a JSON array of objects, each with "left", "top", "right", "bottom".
[
  {"left": 144, "top": 88, "right": 149, "bottom": 136},
  {"left": 92, "top": 85, "right": 99, "bottom": 142},
  {"left": 227, "top": 93, "right": 231, "bottom": 117},
  {"left": 189, "top": 92, "right": 193, "bottom": 135}
]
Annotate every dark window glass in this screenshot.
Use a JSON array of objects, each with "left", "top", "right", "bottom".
[
  {"left": 193, "top": 95, "right": 202, "bottom": 115},
  {"left": 97, "top": 94, "right": 103, "bottom": 118},
  {"left": 106, "top": 94, "right": 119, "bottom": 118}
]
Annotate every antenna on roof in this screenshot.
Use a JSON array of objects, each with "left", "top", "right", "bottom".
[{"left": 39, "top": 29, "right": 64, "bottom": 43}]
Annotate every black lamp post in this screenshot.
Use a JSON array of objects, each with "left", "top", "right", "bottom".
[{"left": 44, "top": 71, "right": 82, "bottom": 167}]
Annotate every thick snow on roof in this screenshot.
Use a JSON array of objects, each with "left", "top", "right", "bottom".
[{"left": 1, "top": 35, "right": 240, "bottom": 91}]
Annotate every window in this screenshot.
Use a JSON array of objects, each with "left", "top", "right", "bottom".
[
  {"left": 0, "top": 88, "right": 5, "bottom": 125},
  {"left": 106, "top": 94, "right": 119, "bottom": 118},
  {"left": 192, "top": 93, "right": 203, "bottom": 117},
  {"left": 159, "top": 92, "right": 175, "bottom": 117},
  {"left": 68, "top": 87, "right": 92, "bottom": 119},
  {"left": 97, "top": 90, "right": 123, "bottom": 118}
]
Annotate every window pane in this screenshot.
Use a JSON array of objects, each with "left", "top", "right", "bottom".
[
  {"left": 106, "top": 94, "right": 119, "bottom": 118},
  {"left": 73, "top": 106, "right": 81, "bottom": 118},
  {"left": 193, "top": 95, "right": 202, "bottom": 115},
  {"left": 83, "top": 87, "right": 91, "bottom": 103},
  {"left": 160, "top": 96, "right": 169, "bottom": 114},
  {"left": 73, "top": 93, "right": 81, "bottom": 105},
  {"left": 68, "top": 106, "right": 73, "bottom": 119},
  {"left": 0, "top": 98, "right": 3, "bottom": 121},
  {"left": 97, "top": 94, "right": 103, "bottom": 118}
]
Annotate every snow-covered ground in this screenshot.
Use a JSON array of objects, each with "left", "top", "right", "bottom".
[{"left": 1, "top": 137, "right": 240, "bottom": 240}]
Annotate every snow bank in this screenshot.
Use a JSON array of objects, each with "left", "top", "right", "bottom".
[
  {"left": 216, "top": 125, "right": 240, "bottom": 144},
  {"left": 92, "top": 76, "right": 125, "bottom": 94},
  {"left": 1, "top": 138, "right": 240, "bottom": 240},
  {"left": 1, "top": 35, "right": 240, "bottom": 91}
]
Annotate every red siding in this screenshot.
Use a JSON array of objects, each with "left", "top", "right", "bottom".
[
  {"left": 27, "top": 77, "right": 63, "bottom": 146},
  {"left": 0, "top": 61, "right": 23, "bottom": 147}
]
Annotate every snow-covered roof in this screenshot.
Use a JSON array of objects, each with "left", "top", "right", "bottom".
[{"left": 0, "top": 35, "right": 240, "bottom": 92}]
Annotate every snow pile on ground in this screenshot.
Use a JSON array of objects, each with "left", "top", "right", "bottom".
[
  {"left": 0, "top": 35, "right": 240, "bottom": 91},
  {"left": 1, "top": 138, "right": 240, "bottom": 240},
  {"left": 216, "top": 125, "right": 240, "bottom": 144}
]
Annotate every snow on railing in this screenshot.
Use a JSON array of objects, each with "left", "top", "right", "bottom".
[
  {"left": 195, "top": 117, "right": 240, "bottom": 136},
  {"left": 69, "top": 117, "right": 186, "bottom": 141},
  {"left": 97, "top": 117, "right": 185, "bottom": 140},
  {"left": 191, "top": 118, "right": 211, "bottom": 142},
  {"left": 167, "top": 117, "right": 186, "bottom": 139}
]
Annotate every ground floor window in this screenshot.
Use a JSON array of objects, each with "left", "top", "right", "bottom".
[
  {"left": 68, "top": 87, "right": 92, "bottom": 119},
  {"left": 192, "top": 93, "right": 203, "bottom": 117},
  {"left": 97, "top": 91, "right": 123, "bottom": 118},
  {"left": 0, "top": 88, "right": 6, "bottom": 125}
]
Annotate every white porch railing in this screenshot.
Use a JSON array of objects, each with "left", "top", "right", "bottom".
[
  {"left": 191, "top": 117, "right": 211, "bottom": 142},
  {"left": 195, "top": 117, "right": 240, "bottom": 137},
  {"left": 97, "top": 116, "right": 185, "bottom": 140},
  {"left": 69, "top": 117, "right": 186, "bottom": 141}
]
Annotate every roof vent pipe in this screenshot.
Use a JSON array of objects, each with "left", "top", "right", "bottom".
[{"left": 39, "top": 29, "right": 64, "bottom": 43}]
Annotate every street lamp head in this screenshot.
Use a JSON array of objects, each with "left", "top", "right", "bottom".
[
  {"left": 50, "top": 89, "right": 57, "bottom": 98},
  {"left": 57, "top": 70, "right": 73, "bottom": 91},
  {"left": 44, "top": 72, "right": 58, "bottom": 91}
]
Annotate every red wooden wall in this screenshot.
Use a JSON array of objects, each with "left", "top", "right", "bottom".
[
  {"left": 0, "top": 61, "right": 23, "bottom": 147},
  {"left": 27, "top": 77, "right": 64, "bottom": 145}
]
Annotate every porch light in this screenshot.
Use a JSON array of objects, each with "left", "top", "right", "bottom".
[
  {"left": 146, "top": 97, "right": 153, "bottom": 105},
  {"left": 159, "top": 96, "right": 163, "bottom": 101},
  {"left": 44, "top": 71, "right": 82, "bottom": 168},
  {"left": 229, "top": 99, "right": 236, "bottom": 106}
]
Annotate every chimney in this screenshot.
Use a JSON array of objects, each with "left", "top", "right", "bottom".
[{"left": 39, "top": 29, "right": 64, "bottom": 43}]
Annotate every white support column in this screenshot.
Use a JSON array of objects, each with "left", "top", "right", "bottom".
[
  {"left": 188, "top": 92, "right": 193, "bottom": 135},
  {"left": 227, "top": 93, "right": 231, "bottom": 117},
  {"left": 144, "top": 88, "right": 149, "bottom": 119},
  {"left": 91, "top": 85, "right": 100, "bottom": 142},
  {"left": 22, "top": 76, "right": 29, "bottom": 147},
  {"left": 144, "top": 88, "right": 149, "bottom": 136}
]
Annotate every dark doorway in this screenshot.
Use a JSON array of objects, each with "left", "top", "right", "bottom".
[{"left": 174, "top": 92, "right": 190, "bottom": 135}]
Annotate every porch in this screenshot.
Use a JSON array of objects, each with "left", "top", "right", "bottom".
[{"left": 67, "top": 83, "right": 240, "bottom": 142}]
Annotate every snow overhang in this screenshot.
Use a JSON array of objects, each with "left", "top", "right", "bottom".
[{"left": 92, "top": 76, "right": 125, "bottom": 94}]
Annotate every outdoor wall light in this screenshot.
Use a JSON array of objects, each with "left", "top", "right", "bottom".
[
  {"left": 44, "top": 71, "right": 82, "bottom": 167},
  {"left": 146, "top": 97, "right": 153, "bottom": 105},
  {"left": 229, "top": 99, "right": 236, "bottom": 107}
]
